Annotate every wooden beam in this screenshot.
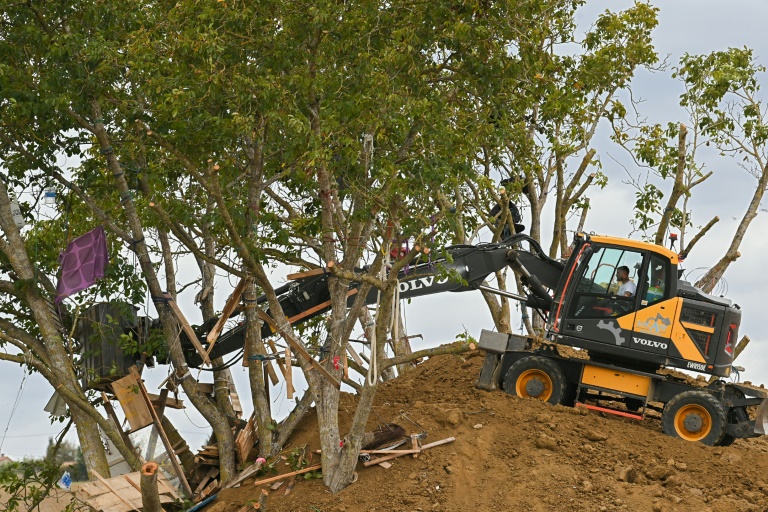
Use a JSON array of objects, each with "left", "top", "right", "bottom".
[
  {"left": 363, "top": 437, "right": 455, "bottom": 467},
  {"left": 148, "top": 392, "right": 184, "bottom": 410},
  {"left": 251, "top": 464, "right": 322, "bottom": 487},
  {"left": 285, "top": 346, "right": 293, "bottom": 399},
  {"left": 222, "top": 459, "right": 266, "bottom": 489},
  {"left": 129, "top": 366, "right": 193, "bottom": 498},
  {"left": 163, "top": 293, "right": 211, "bottom": 367},
  {"left": 286, "top": 266, "right": 329, "bottom": 281},
  {"left": 206, "top": 278, "right": 248, "bottom": 350},
  {"left": 100, "top": 392, "right": 135, "bottom": 451}
]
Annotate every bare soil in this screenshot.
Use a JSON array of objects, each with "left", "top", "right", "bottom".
[{"left": 214, "top": 349, "right": 768, "bottom": 512}]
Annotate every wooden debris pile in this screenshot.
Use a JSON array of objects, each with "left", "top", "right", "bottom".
[{"left": 186, "top": 411, "right": 257, "bottom": 502}]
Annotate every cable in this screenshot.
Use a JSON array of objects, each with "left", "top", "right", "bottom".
[
  {"left": 0, "top": 368, "right": 28, "bottom": 453},
  {"left": 195, "top": 349, "right": 244, "bottom": 371}
]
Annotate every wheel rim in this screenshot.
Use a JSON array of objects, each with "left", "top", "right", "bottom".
[
  {"left": 515, "top": 369, "right": 553, "bottom": 400},
  {"left": 674, "top": 404, "right": 712, "bottom": 441}
]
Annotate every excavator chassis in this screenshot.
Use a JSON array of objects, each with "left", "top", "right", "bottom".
[{"left": 475, "top": 329, "right": 768, "bottom": 446}]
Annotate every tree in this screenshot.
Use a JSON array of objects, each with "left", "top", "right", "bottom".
[
  {"left": 0, "top": 0, "right": 663, "bottom": 496},
  {"left": 433, "top": 2, "right": 660, "bottom": 335},
  {"left": 675, "top": 48, "right": 768, "bottom": 293}
]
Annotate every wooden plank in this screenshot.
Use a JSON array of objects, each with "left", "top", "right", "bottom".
[
  {"left": 147, "top": 389, "right": 169, "bottom": 460},
  {"left": 286, "top": 266, "right": 328, "bottom": 281},
  {"left": 163, "top": 292, "right": 211, "bottom": 366},
  {"left": 110, "top": 374, "right": 153, "bottom": 432},
  {"left": 252, "top": 464, "right": 322, "bottom": 487},
  {"left": 363, "top": 437, "right": 455, "bottom": 467},
  {"left": 206, "top": 277, "right": 248, "bottom": 350},
  {"left": 270, "top": 481, "right": 285, "bottom": 491},
  {"left": 236, "top": 414, "right": 256, "bottom": 465},
  {"left": 194, "top": 466, "right": 219, "bottom": 494},
  {"left": 92, "top": 470, "right": 137, "bottom": 511},
  {"left": 198, "top": 479, "right": 218, "bottom": 501},
  {"left": 286, "top": 289, "right": 357, "bottom": 324},
  {"left": 101, "top": 392, "right": 135, "bottom": 451},
  {"left": 148, "top": 392, "right": 184, "bottom": 410},
  {"left": 123, "top": 474, "right": 142, "bottom": 494},
  {"left": 285, "top": 346, "right": 293, "bottom": 399},
  {"left": 228, "top": 379, "right": 243, "bottom": 418},
  {"left": 256, "top": 309, "right": 278, "bottom": 333},
  {"left": 346, "top": 344, "right": 365, "bottom": 367},
  {"left": 266, "top": 339, "right": 289, "bottom": 384},
  {"left": 222, "top": 457, "right": 266, "bottom": 489},
  {"left": 129, "top": 366, "right": 193, "bottom": 498}
]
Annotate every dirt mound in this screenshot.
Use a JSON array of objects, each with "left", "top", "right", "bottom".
[{"left": 216, "top": 350, "right": 768, "bottom": 512}]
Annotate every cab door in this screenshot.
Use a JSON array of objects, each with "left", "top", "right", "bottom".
[{"left": 561, "top": 245, "right": 645, "bottom": 349}]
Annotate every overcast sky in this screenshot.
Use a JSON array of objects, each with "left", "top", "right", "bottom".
[{"left": 2, "top": 1, "right": 768, "bottom": 461}]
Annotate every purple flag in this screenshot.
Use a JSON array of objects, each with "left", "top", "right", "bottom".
[{"left": 55, "top": 226, "right": 108, "bottom": 304}]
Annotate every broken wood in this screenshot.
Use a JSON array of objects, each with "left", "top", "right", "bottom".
[
  {"left": 235, "top": 414, "right": 256, "bottom": 465},
  {"left": 285, "top": 346, "right": 293, "bottom": 399},
  {"left": 140, "top": 462, "right": 163, "bottom": 512},
  {"left": 206, "top": 278, "right": 248, "bottom": 352},
  {"left": 101, "top": 392, "right": 135, "bottom": 450},
  {"left": 111, "top": 374, "right": 154, "bottom": 432},
  {"left": 222, "top": 458, "right": 266, "bottom": 490},
  {"left": 129, "top": 366, "right": 193, "bottom": 498},
  {"left": 197, "top": 479, "right": 218, "bottom": 501},
  {"left": 148, "top": 391, "right": 184, "bottom": 410},
  {"left": 163, "top": 292, "right": 211, "bottom": 366},
  {"left": 286, "top": 266, "right": 330, "bottom": 280},
  {"left": 258, "top": 489, "right": 268, "bottom": 509},
  {"left": 363, "top": 437, "right": 455, "bottom": 467},
  {"left": 92, "top": 470, "right": 137, "bottom": 511},
  {"left": 194, "top": 466, "right": 220, "bottom": 494},
  {"left": 251, "top": 464, "right": 322, "bottom": 487},
  {"left": 270, "top": 481, "right": 285, "bottom": 491}
]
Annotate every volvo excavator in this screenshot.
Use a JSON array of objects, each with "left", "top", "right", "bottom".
[{"left": 80, "top": 231, "right": 768, "bottom": 446}]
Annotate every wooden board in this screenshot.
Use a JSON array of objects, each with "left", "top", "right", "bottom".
[
  {"left": 207, "top": 277, "right": 248, "bottom": 348},
  {"left": 235, "top": 413, "right": 256, "bottom": 465},
  {"left": 110, "top": 374, "right": 153, "bottom": 432},
  {"left": 286, "top": 266, "right": 329, "bottom": 280},
  {"left": 147, "top": 392, "right": 184, "bottom": 410},
  {"left": 163, "top": 292, "right": 211, "bottom": 366}
]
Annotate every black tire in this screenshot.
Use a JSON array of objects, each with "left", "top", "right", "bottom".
[
  {"left": 504, "top": 356, "right": 568, "bottom": 405},
  {"left": 661, "top": 391, "right": 727, "bottom": 446}
]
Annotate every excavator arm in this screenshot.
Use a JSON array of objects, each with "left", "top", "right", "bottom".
[{"left": 181, "top": 234, "right": 563, "bottom": 367}]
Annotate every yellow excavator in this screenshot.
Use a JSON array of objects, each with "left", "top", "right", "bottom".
[{"left": 476, "top": 233, "right": 768, "bottom": 446}]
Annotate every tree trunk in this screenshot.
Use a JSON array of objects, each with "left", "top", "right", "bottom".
[
  {"left": 140, "top": 462, "right": 163, "bottom": 512},
  {"left": 695, "top": 163, "right": 768, "bottom": 293},
  {"left": 244, "top": 279, "right": 276, "bottom": 458}
]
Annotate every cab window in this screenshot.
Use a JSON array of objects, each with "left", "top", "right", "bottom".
[
  {"left": 639, "top": 254, "right": 668, "bottom": 307},
  {"left": 570, "top": 246, "right": 644, "bottom": 318}
]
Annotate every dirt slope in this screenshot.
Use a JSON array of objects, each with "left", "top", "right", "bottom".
[{"left": 215, "top": 350, "right": 768, "bottom": 512}]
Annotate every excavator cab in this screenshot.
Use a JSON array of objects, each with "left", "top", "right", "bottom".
[{"left": 548, "top": 234, "right": 739, "bottom": 377}]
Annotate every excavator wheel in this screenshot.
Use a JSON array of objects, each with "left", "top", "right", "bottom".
[
  {"left": 662, "top": 391, "right": 727, "bottom": 446},
  {"left": 504, "top": 356, "right": 568, "bottom": 405}
]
